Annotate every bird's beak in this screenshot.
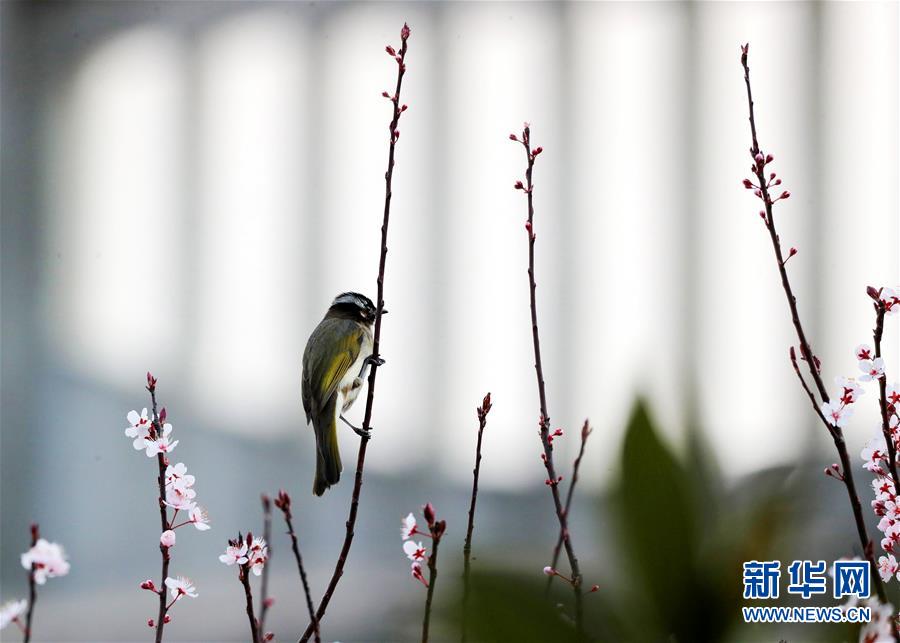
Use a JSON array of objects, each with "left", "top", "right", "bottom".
[{"left": 380, "top": 308, "right": 389, "bottom": 315}]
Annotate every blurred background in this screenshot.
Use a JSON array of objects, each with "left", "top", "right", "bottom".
[{"left": 1, "top": 1, "right": 897, "bottom": 640}]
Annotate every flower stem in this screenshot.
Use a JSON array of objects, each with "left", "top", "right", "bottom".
[
  {"left": 513, "top": 124, "right": 584, "bottom": 634},
  {"left": 23, "top": 523, "right": 38, "bottom": 643},
  {"left": 740, "top": 44, "right": 892, "bottom": 614},
  {"left": 240, "top": 565, "right": 261, "bottom": 643},
  {"left": 298, "top": 22, "right": 410, "bottom": 643},
  {"left": 258, "top": 495, "right": 273, "bottom": 640},
  {"left": 462, "top": 394, "right": 491, "bottom": 643},
  {"left": 147, "top": 381, "right": 171, "bottom": 643},
  {"left": 874, "top": 303, "right": 900, "bottom": 493},
  {"left": 280, "top": 503, "right": 319, "bottom": 643},
  {"left": 422, "top": 525, "right": 443, "bottom": 643},
  {"left": 546, "top": 420, "right": 591, "bottom": 595}
]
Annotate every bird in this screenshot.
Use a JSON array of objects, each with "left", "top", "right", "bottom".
[{"left": 301, "top": 292, "right": 384, "bottom": 496}]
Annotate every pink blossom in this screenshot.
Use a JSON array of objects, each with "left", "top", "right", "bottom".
[
  {"left": 881, "top": 287, "right": 899, "bottom": 315},
  {"left": 403, "top": 540, "right": 427, "bottom": 564},
  {"left": 160, "top": 530, "right": 176, "bottom": 547},
  {"left": 164, "top": 576, "right": 197, "bottom": 600},
  {"left": 125, "top": 408, "right": 152, "bottom": 450},
  {"left": 401, "top": 513, "right": 418, "bottom": 540},
  {"left": 165, "top": 462, "right": 195, "bottom": 490},
  {"left": 821, "top": 400, "right": 852, "bottom": 428},
  {"left": 219, "top": 543, "right": 248, "bottom": 566},
  {"left": 249, "top": 537, "right": 268, "bottom": 576},
  {"left": 20, "top": 539, "right": 70, "bottom": 584},
  {"left": 189, "top": 505, "right": 211, "bottom": 531},
  {"left": 835, "top": 376, "right": 864, "bottom": 405},
  {"left": 0, "top": 600, "right": 27, "bottom": 630},
  {"left": 862, "top": 437, "right": 888, "bottom": 473},
  {"left": 878, "top": 554, "right": 898, "bottom": 582},
  {"left": 144, "top": 423, "right": 178, "bottom": 457},
  {"left": 856, "top": 344, "right": 874, "bottom": 361},
  {"left": 859, "top": 357, "right": 886, "bottom": 382}
]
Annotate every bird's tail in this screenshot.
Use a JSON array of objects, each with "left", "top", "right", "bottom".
[{"left": 313, "top": 402, "right": 342, "bottom": 496}]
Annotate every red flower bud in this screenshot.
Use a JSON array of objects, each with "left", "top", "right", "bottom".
[
  {"left": 148, "top": 619, "right": 155, "bottom": 628},
  {"left": 385, "top": 45, "right": 396, "bottom": 56},
  {"left": 509, "top": 133, "right": 518, "bottom": 141},
  {"left": 590, "top": 584, "right": 599, "bottom": 592},
  {"left": 742, "top": 179, "right": 753, "bottom": 189},
  {"left": 401, "top": 23, "right": 410, "bottom": 40},
  {"left": 382, "top": 91, "right": 390, "bottom": 98},
  {"left": 867, "top": 286, "right": 882, "bottom": 301},
  {"left": 765, "top": 154, "right": 774, "bottom": 164},
  {"left": 780, "top": 190, "right": 790, "bottom": 199},
  {"left": 515, "top": 180, "right": 525, "bottom": 190},
  {"left": 754, "top": 153, "right": 764, "bottom": 164},
  {"left": 423, "top": 502, "right": 436, "bottom": 526},
  {"left": 163, "top": 615, "right": 171, "bottom": 624},
  {"left": 788, "top": 247, "right": 797, "bottom": 257},
  {"left": 532, "top": 146, "right": 543, "bottom": 156}
]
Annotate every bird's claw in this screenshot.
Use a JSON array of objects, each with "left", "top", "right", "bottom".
[
  {"left": 366, "top": 355, "right": 386, "bottom": 367},
  {"left": 353, "top": 426, "right": 372, "bottom": 440}
]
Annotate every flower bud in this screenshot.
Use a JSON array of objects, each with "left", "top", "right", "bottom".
[
  {"left": 754, "top": 152, "right": 764, "bottom": 164},
  {"left": 590, "top": 584, "right": 600, "bottom": 592},
  {"left": 160, "top": 530, "right": 176, "bottom": 548},
  {"left": 780, "top": 190, "right": 790, "bottom": 200},
  {"left": 742, "top": 179, "right": 753, "bottom": 189},
  {"left": 148, "top": 619, "right": 155, "bottom": 628},
  {"left": 140, "top": 579, "right": 157, "bottom": 591},
  {"left": 543, "top": 566, "right": 556, "bottom": 576},
  {"left": 423, "top": 503, "right": 436, "bottom": 526},
  {"left": 401, "top": 23, "right": 410, "bottom": 40},
  {"left": 385, "top": 45, "right": 396, "bottom": 56},
  {"left": 163, "top": 615, "right": 171, "bottom": 624}
]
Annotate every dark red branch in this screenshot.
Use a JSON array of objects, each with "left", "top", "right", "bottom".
[
  {"left": 422, "top": 518, "right": 445, "bottom": 643},
  {"left": 239, "top": 558, "right": 261, "bottom": 643},
  {"left": 275, "top": 491, "right": 319, "bottom": 643},
  {"left": 547, "top": 420, "right": 592, "bottom": 593},
  {"left": 873, "top": 300, "right": 900, "bottom": 495},
  {"left": 23, "top": 523, "right": 38, "bottom": 643},
  {"left": 299, "top": 25, "right": 410, "bottom": 642},
  {"left": 511, "top": 124, "right": 584, "bottom": 633},
  {"left": 258, "top": 494, "right": 273, "bottom": 640},
  {"left": 740, "top": 44, "right": 891, "bottom": 609},
  {"left": 147, "top": 375, "right": 171, "bottom": 643},
  {"left": 462, "top": 393, "right": 492, "bottom": 642}
]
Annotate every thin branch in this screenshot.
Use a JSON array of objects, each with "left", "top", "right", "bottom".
[
  {"left": 511, "top": 124, "right": 584, "bottom": 634},
  {"left": 462, "top": 393, "right": 492, "bottom": 642},
  {"left": 547, "top": 420, "right": 592, "bottom": 594},
  {"left": 422, "top": 518, "right": 446, "bottom": 643},
  {"left": 23, "top": 523, "right": 38, "bottom": 643},
  {"left": 298, "top": 22, "right": 410, "bottom": 643},
  {"left": 258, "top": 494, "right": 273, "bottom": 639},
  {"left": 740, "top": 43, "right": 891, "bottom": 608},
  {"left": 275, "top": 491, "right": 319, "bottom": 643},
  {"left": 239, "top": 558, "right": 261, "bottom": 643},
  {"left": 147, "top": 374, "right": 171, "bottom": 643},
  {"left": 873, "top": 299, "right": 900, "bottom": 495}
]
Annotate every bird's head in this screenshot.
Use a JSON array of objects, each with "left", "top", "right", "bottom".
[{"left": 327, "top": 292, "right": 380, "bottom": 325}]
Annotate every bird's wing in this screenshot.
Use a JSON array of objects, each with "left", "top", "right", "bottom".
[{"left": 302, "top": 318, "right": 364, "bottom": 417}]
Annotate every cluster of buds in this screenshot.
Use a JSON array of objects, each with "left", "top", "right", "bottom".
[
  {"left": 382, "top": 23, "right": 410, "bottom": 144},
  {"left": 544, "top": 475, "right": 564, "bottom": 487},
  {"left": 273, "top": 488, "right": 292, "bottom": 519},
  {"left": 400, "top": 504, "right": 446, "bottom": 588},
  {"left": 547, "top": 427, "right": 564, "bottom": 446},
  {"left": 742, "top": 151, "right": 790, "bottom": 210}
]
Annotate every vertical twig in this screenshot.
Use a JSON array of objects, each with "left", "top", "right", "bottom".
[
  {"left": 546, "top": 420, "right": 592, "bottom": 594},
  {"left": 275, "top": 491, "right": 320, "bottom": 643},
  {"left": 258, "top": 494, "right": 273, "bottom": 639},
  {"left": 510, "top": 124, "right": 584, "bottom": 633},
  {"left": 462, "top": 393, "right": 492, "bottom": 642},
  {"left": 740, "top": 44, "right": 892, "bottom": 610},
  {"left": 146, "top": 374, "right": 171, "bottom": 643},
  {"left": 298, "top": 22, "right": 410, "bottom": 643},
  {"left": 23, "top": 523, "right": 38, "bottom": 643},
  {"left": 422, "top": 516, "right": 446, "bottom": 643},
  {"left": 872, "top": 296, "right": 900, "bottom": 493},
  {"left": 239, "top": 555, "right": 261, "bottom": 643}
]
